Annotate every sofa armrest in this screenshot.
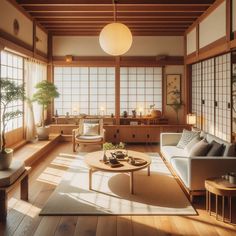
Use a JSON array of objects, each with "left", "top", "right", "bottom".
[
  {"left": 188, "top": 156, "right": 236, "bottom": 191},
  {"left": 160, "top": 133, "right": 182, "bottom": 147}
]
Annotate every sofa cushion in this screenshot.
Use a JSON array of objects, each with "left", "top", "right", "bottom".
[
  {"left": 227, "top": 144, "right": 236, "bottom": 157},
  {"left": 83, "top": 123, "right": 99, "bottom": 136},
  {"left": 184, "top": 136, "right": 201, "bottom": 155},
  {"left": 189, "top": 139, "right": 211, "bottom": 156},
  {"left": 161, "top": 146, "right": 188, "bottom": 162},
  {"left": 207, "top": 140, "right": 225, "bottom": 156},
  {"left": 170, "top": 157, "right": 189, "bottom": 188},
  {"left": 177, "top": 129, "right": 200, "bottom": 149},
  {"left": 205, "top": 133, "right": 232, "bottom": 156},
  {"left": 76, "top": 135, "right": 103, "bottom": 142}
]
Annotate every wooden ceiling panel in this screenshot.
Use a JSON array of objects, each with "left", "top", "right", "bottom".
[{"left": 15, "top": 0, "right": 216, "bottom": 36}]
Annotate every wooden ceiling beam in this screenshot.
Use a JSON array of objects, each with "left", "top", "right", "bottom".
[
  {"left": 21, "top": 4, "right": 210, "bottom": 13},
  {"left": 37, "top": 19, "right": 194, "bottom": 23},
  {"left": 30, "top": 12, "right": 202, "bottom": 18},
  {"left": 17, "top": 0, "right": 215, "bottom": 4},
  {"left": 39, "top": 21, "right": 191, "bottom": 27},
  {"left": 43, "top": 25, "right": 188, "bottom": 31},
  {"left": 39, "top": 20, "right": 192, "bottom": 25},
  {"left": 51, "top": 31, "right": 184, "bottom": 36}
]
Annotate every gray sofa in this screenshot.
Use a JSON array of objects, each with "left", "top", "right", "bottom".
[{"left": 160, "top": 132, "right": 236, "bottom": 199}]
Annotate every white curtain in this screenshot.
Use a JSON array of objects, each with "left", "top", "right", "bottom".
[{"left": 24, "top": 59, "right": 47, "bottom": 141}]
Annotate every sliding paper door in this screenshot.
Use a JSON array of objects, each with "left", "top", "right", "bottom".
[
  {"left": 191, "top": 62, "right": 202, "bottom": 129},
  {"left": 202, "top": 58, "right": 215, "bottom": 135},
  {"left": 215, "top": 53, "right": 231, "bottom": 142}
]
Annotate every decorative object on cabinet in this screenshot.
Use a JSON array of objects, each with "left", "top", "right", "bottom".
[
  {"left": 166, "top": 74, "right": 181, "bottom": 105},
  {"left": 132, "top": 110, "right": 137, "bottom": 118},
  {"left": 123, "top": 111, "right": 128, "bottom": 118}
]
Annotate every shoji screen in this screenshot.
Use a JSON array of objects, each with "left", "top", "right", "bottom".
[
  {"left": 54, "top": 67, "right": 115, "bottom": 116},
  {"left": 191, "top": 62, "right": 202, "bottom": 129},
  {"left": 215, "top": 53, "right": 231, "bottom": 142},
  {"left": 120, "top": 67, "right": 162, "bottom": 115},
  {"left": 202, "top": 58, "right": 215, "bottom": 135}
]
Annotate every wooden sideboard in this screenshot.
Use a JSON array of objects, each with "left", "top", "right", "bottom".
[{"left": 49, "top": 124, "right": 190, "bottom": 143}]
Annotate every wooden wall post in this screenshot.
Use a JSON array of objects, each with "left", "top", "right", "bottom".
[{"left": 115, "top": 56, "right": 120, "bottom": 125}]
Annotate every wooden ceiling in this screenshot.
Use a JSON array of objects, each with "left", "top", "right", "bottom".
[{"left": 16, "top": 0, "right": 216, "bottom": 36}]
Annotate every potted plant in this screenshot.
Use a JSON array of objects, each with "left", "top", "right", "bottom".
[
  {"left": 0, "top": 78, "right": 25, "bottom": 169},
  {"left": 32, "top": 80, "right": 59, "bottom": 140}
]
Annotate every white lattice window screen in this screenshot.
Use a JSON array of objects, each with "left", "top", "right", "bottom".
[
  {"left": 54, "top": 67, "right": 115, "bottom": 116},
  {"left": 120, "top": 67, "right": 162, "bottom": 115},
  {"left": 215, "top": 53, "right": 231, "bottom": 142},
  {"left": 202, "top": 58, "right": 215, "bottom": 135},
  {"left": 191, "top": 62, "right": 202, "bottom": 129},
  {"left": 0, "top": 51, "right": 24, "bottom": 132}
]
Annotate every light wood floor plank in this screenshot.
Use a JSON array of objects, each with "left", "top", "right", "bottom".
[
  {"left": 132, "top": 216, "right": 157, "bottom": 236},
  {"left": 54, "top": 216, "right": 77, "bottom": 236},
  {"left": 74, "top": 216, "right": 98, "bottom": 236},
  {"left": 96, "top": 216, "right": 117, "bottom": 236},
  {"left": 117, "top": 216, "right": 132, "bottom": 236},
  {"left": 33, "top": 216, "right": 61, "bottom": 236}
]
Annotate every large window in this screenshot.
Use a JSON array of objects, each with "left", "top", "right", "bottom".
[
  {"left": 120, "top": 67, "right": 162, "bottom": 115},
  {"left": 0, "top": 51, "right": 24, "bottom": 132},
  {"left": 54, "top": 67, "right": 115, "bottom": 116}
]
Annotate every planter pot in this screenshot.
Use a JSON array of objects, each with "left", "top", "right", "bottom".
[
  {"left": 37, "top": 126, "right": 50, "bottom": 140},
  {"left": 0, "top": 149, "right": 13, "bottom": 170}
]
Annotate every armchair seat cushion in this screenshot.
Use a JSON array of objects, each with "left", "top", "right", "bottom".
[
  {"left": 76, "top": 135, "right": 103, "bottom": 143},
  {"left": 161, "top": 146, "right": 188, "bottom": 162}
]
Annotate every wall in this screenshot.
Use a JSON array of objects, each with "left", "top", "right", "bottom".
[
  {"left": 164, "top": 65, "right": 185, "bottom": 124},
  {"left": 36, "top": 26, "right": 48, "bottom": 55},
  {"left": 233, "top": 0, "right": 236, "bottom": 32},
  {"left": 199, "top": 1, "right": 226, "bottom": 48},
  {"left": 53, "top": 36, "right": 184, "bottom": 56},
  {"left": 186, "top": 28, "right": 196, "bottom": 55},
  {"left": 0, "top": 0, "right": 33, "bottom": 46}
]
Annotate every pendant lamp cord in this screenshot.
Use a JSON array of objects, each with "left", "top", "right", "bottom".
[{"left": 113, "top": 0, "right": 117, "bottom": 22}]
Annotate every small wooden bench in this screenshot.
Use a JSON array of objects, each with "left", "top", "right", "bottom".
[{"left": 0, "top": 162, "right": 31, "bottom": 222}]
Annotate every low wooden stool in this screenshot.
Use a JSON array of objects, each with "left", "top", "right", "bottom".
[
  {"left": 0, "top": 160, "right": 31, "bottom": 222},
  {"left": 205, "top": 177, "right": 236, "bottom": 224}
]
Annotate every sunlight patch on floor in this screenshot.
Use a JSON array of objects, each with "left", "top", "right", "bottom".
[{"left": 37, "top": 167, "right": 65, "bottom": 185}]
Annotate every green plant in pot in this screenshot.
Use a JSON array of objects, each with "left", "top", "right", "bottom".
[
  {"left": 0, "top": 78, "right": 25, "bottom": 170},
  {"left": 32, "top": 80, "right": 59, "bottom": 140}
]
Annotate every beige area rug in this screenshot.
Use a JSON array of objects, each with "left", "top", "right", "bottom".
[{"left": 40, "top": 152, "right": 197, "bottom": 215}]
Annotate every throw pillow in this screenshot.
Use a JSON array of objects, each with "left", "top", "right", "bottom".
[
  {"left": 83, "top": 123, "right": 99, "bottom": 136},
  {"left": 177, "top": 129, "right": 200, "bottom": 149},
  {"left": 184, "top": 136, "right": 201, "bottom": 155},
  {"left": 189, "top": 139, "right": 212, "bottom": 156},
  {"left": 207, "top": 140, "right": 225, "bottom": 156}
]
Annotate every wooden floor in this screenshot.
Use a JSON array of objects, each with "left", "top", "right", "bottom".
[{"left": 1, "top": 142, "right": 236, "bottom": 236}]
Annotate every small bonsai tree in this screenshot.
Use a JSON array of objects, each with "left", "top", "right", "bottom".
[
  {"left": 32, "top": 80, "right": 59, "bottom": 127},
  {"left": 0, "top": 78, "right": 25, "bottom": 154}
]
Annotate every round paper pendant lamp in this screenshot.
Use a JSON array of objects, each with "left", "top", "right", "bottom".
[{"left": 99, "top": 22, "right": 133, "bottom": 56}]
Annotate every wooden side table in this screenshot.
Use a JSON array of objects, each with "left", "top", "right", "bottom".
[
  {"left": 0, "top": 167, "right": 31, "bottom": 221},
  {"left": 205, "top": 178, "right": 236, "bottom": 223}
]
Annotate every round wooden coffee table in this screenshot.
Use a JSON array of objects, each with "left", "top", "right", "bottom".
[
  {"left": 205, "top": 178, "right": 236, "bottom": 223},
  {"left": 84, "top": 150, "right": 151, "bottom": 194}
]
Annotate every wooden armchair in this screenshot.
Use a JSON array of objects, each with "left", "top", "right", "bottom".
[{"left": 72, "top": 118, "right": 105, "bottom": 152}]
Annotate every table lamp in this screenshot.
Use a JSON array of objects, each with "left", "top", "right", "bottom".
[{"left": 186, "top": 113, "right": 197, "bottom": 127}]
